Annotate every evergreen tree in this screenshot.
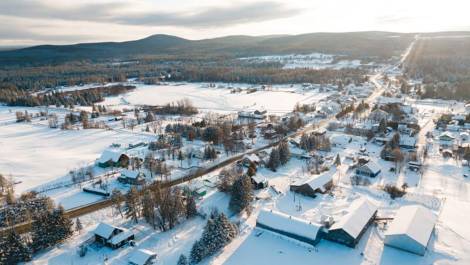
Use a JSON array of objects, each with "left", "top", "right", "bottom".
[
  {"left": 31, "top": 206, "right": 73, "bottom": 251},
  {"left": 229, "top": 175, "right": 254, "bottom": 214},
  {"left": 185, "top": 193, "right": 198, "bottom": 219},
  {"left": 190, "top": 239, "right": 206, "bottom": 264},
  {"left": 75, "top": 218, "right": 83, "bottom": 233},
  {"left": 0, "top": 229, "right": 32, "bottom": 264},
  {"left": 177, "top": 254, "right": 188, "bottom": 265},
  {"left": 267, "top": 148, "right": 280, "bottom": 171},
  {"left": 334, "top": 154, "right": 341, "bottom": 166},
  {"left": 278, "top": 141, "right": 291, "bottom": 165}
]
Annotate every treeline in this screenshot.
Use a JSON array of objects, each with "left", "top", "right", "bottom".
[
  {"left": 0, "top": 59, "right": 368, "bottom": 94},
  {"left": 154, "top": 99, "right": 198, "bottom": 116},
  {"left": 405, "top": 38, "right": 470, "bottom": 100},
  {"left": 0, "top": 85, "right": 135, "bottom": 107}
]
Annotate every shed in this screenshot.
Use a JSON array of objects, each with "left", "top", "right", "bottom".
[
  {"left": 325, "top": 199, "right": 378, "bottom": 248},
  {"left": 356, "top": 161, "right": 381, "bottom": 178},
  {"left": 384, "top": 205, "right": 437, "bottom": 256},
  {"left": 97, "top": 149, "right": 129, "bottom": 168},
  {"left": 129, "top": 249, "right": 157, "bottom": 265},
  {"left": 256, "top": 209, "right": 324, "bottom": 246},
  {"left": 290, "top": 173, "right": 334, "bottom": 198},
  {"left": 94, "top": 222, "right": 135, "bottom": 249},
  {"left": 251, "top": 175, "right": 268, "bottom": 190}
]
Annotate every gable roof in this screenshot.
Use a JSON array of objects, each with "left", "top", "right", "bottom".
[
  {"left": 293, "top": 172, "right": 333, "bottom": 192},
  {"left": 98, "top": 149, "right": 125, "bottom": 163},
  {"left": 121, "top": 169, "right": 141, "bottom": 179},
  {"left": 129, "top": 249, "right": 156, "bottom": 265},
  {"left": 360, "top": 161, "right": 381, "bottom": 174},
  {"left": 257, "top": 209, "right": 323, "bottom": 242},
  {"left": 94, "top": 222, "right": 119, "bottom": 239},
  {"left": 109, "top": 229, "right": 134, "bottom": 245},
  {"left": 330, "top": 199, "right": 378, "bottom": 238},
  {"left": 385, "top": 205, "right": 437, "bottom": 247}
]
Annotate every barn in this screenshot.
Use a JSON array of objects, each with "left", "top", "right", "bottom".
[
  {"left": 325, "top": 199, "right": 378, "bottom": 248},
  {"left": 384, "top": 205, "right": 437, "bottom": 256},
  {"left": 256, "top": 209, "right": 325, "bottom": 246},
  {"left": 356, "top": 161, "right": 381, "bottom": 178},
  {"left": 290, "top": 173, "right": 334, "bottom": 198},
  {"left": 94, "top": 222, "right": 135, "bottom": 249},
  {"left": 97, "top": 149, "right": 130, "bottom": 168}
]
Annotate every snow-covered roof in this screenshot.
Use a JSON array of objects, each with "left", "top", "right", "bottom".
[
  {"left": 129, "top": 249, "right": 156, "bottom": 265},
  {"left": 439, "top": 132, "right": 455, "bottom": 140},
  {"left": 121, "top": 169, "right": 140, "bottom": 179},
  {"left": 257, "top": 209, "right": 323, "bottom": 242},
  {"left": 94, "top": 222, "right": 119, "bottom": 239},
  {"left": 329, "top": 199, "right": 377, "bottom": 238},
  {"left": 251, "top": 175, "right": 267, "bottom": 184},
  {"left": 385, "top": 205, "right": 436, "bottom": 247},
  {"left": 361, "top": 161, "right": 381, "bottom": 174},
  {"left": 399, "top": 136, "right": 416, "bottom": 147},
  {"left": 98, "top": 149, "right": 125, "bottom": 163},
  {"left": 293, "top": 173, "right": 333, "bottom": 192},
  {"left": 109, "top": 229, "right": 134, "bottom": 245},
  {"left": 243, "top": 153, "right": 260, "bottom": 163}
]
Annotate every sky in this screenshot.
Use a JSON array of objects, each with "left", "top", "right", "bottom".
[{"left": 0, "top": 0, "right": 470, "bottom": 46}]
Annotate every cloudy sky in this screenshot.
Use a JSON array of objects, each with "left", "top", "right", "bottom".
[{"left": 1, "top": 0, "right": 469, "bottom": 46}]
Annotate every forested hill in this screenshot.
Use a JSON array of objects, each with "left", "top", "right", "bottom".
[{"left": 0, "top": 32, "right": 414, "bottom": 66}]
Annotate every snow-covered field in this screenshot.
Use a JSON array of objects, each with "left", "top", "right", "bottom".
[
  {"left": 101, "top": 83, "right": 331, "bottom": 114},
  {"left": 0, "top": 106, "right": 153, "bottom": 194}
]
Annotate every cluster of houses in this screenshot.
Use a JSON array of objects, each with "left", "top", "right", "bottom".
[
  {"left": 256, "top": 199, "right": 437, "bottom": 256},
  {"left": 437, "top": 113, "right": 470, "bottom": 156}
]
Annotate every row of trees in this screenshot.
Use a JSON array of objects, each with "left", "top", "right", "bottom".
[
  {"left": 0, "top": 85, "right": 135, "bottom": 107},
  {"left": 299, "top": 133, "right": 331, "bottom": 152},
  {"left": 267, "top": 141, "right": 291, "bottom": 171},
  {"left": 111, "top": 185, "right": 198, "bottom": 232}
]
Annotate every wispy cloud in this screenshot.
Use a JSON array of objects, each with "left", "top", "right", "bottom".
[
  {"left": 113, "top": 2, "right": 302, "bottom": 27},
  {"left": 0, "top": 0, "right": 300, "bottom": 27}
]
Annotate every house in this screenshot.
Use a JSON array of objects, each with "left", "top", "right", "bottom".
[
  {"left": 94, "top": 223, "right": 135, "bottom": 249},
  {"left": 325, "top": 199, "right": 378, "bottom": 248},
  {"left": 241, "top": 154, "right": 261, "bottom": 167},
  {"left": 128, "top": 249, "right": 157, "bottom": 265},
  {"left": 439, "top": 132, "right": 455, "bottom": 142},
  {"left": 290, "top": 173, "right": 334, "bottom": 198},
  {"left": 356, "top": 161, "right": 381, "bottom": 178},
  {"left": 256, "top": 208, "right": 325, "bottom": 246},
  {"left": 399, "top": 136, "right": 417, "bottom": 150},
  {"left": 97, "top": 149, "right": 130, "bottom": 168},
  {"left": 251, "top": 175, "right": 268, "bottom": 190},
  {"left": 118, "top": 169, "right": 145, "bottom": 185},
  {"left": 384, "top": 205, "right": 437, "bottom": 256}
]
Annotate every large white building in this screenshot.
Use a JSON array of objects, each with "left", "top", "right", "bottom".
[{"left": 384, "top": 205, "right": 437, "bottom": 256}]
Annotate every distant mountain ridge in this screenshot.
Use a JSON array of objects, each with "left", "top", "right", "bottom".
[{"left": 0, "top": 31, "right": 445, "bottom": 66}]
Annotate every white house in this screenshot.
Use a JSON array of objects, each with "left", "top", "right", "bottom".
[{"left": 384, "top": 205, "right": 437, "bottom": 256}]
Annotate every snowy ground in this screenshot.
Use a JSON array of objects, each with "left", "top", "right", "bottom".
[
  {"left": 101, "top": 82, "right": 331, "bottom": 114},
  {"left": 0, "top": 106, "right": 154, "bottom": 194}
]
